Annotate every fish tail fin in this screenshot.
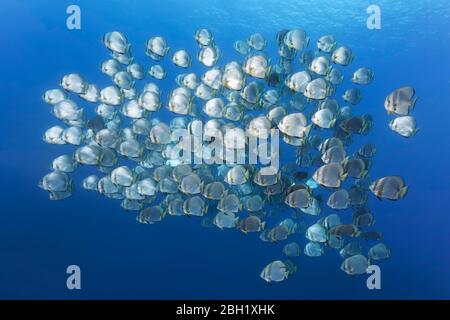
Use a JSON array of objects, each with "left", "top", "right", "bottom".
[
  {"left": 264, "top": 65, "right": 272, "bottom": 80},
  {"left": 98, "top": 151, "right": 105, "bottom": 164},
  {"left": 327, "top": 65, "right": 333, "bottom": 74},
  {"left": 277, "top": 171, "right": 282, "bottom": 180},
  {"left": 361, "top": 169, "right": 369, "bottom": 178},
  {"left": 400, "top": 186, "right": 409, "bottom": 198},
  {"left": 411, "top": 97, "right": 418, "bottom": 109},
  {"left": 342, "top": 156, "right": 349, "bottom": 167},
  {"left": 330, "top": 118, "right": 337, "bottom": 128},
  {"left": 304, "top": 124, "right": 312, "bottom": 137},
  {"left": 413, "top": 127, "right": 420, "bottom": 136}
]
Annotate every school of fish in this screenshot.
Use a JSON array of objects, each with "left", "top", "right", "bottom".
[{"left": 39, "top": 29, "right": 417, "bottom": 284}]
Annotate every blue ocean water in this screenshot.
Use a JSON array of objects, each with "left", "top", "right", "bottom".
[{"left": 0, "top": 0, "right": 449, "bottom": 299}]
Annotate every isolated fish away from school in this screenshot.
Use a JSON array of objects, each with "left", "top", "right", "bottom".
[{"left": 39, "top": 28, "right": 418, "bottom": 284}]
